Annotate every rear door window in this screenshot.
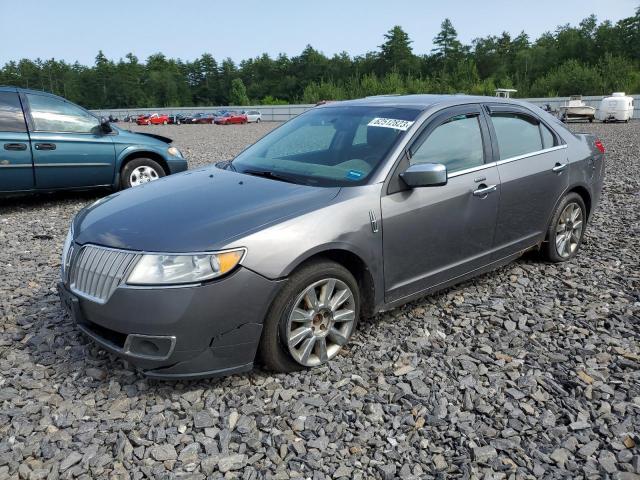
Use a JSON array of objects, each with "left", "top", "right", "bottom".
[
  {"left": 0, "top": 92, "right": 27, "bottom": 132},
  {"left": 490, "top": 113, "right": 543, "bottom": 160}
]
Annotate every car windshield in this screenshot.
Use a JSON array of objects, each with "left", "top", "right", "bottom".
[{"left": 231, "top": 105, "right": 419, "bottom": 187}]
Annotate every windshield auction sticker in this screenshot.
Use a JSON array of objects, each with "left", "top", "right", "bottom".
[{"left": 367, "top": 118, "right": 415, "bottom": 131}]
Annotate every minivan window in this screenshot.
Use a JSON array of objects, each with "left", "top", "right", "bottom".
[
  {"left": 491, "top": 113, "right": 543, "bottom": 160},
  {"left": 232, "top": 106, "right": 419, "bottom": 187},
  {"left": 0, "top": 92, "right": 27, "bottom": 132},
  {"left": 26, "top": 94, "right": 99, "bottom": 133},
  {"left": 410, "top": 114, "right": 484, "bottom": 173}
]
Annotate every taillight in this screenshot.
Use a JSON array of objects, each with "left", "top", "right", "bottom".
[{"left": 595, "top": 139, "right": 605, "bottom": 154}]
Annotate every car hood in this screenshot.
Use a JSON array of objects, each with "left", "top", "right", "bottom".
[
  {"left": 74, "top": 167, "right": 340, "bottom": 252},
  {"left": 113, "top": 125, "right": 172, "bottom": 144}
]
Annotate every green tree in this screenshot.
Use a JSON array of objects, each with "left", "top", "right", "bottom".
[
  {"left": 378, "top": 26, "right": 418, "bottom": 75},
  {"left": 229, "top": 78, "right": 249, "bottom": 105}
]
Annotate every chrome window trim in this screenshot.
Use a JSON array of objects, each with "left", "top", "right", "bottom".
[
  {"left": 446, "top": 144, "right": 567, "bottom": 178},
  {"left": 495, "top": 144, "right": 567, "bottom": 166},
  {"left": 448, "top": 162, "right": 496, "bottom": 178}
]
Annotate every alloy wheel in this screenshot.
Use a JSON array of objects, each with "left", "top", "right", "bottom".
[
  {"left": 286, "top": 278, "right": 356, "bottom": 367},
  {"left": 129, "top": 165, "right": 160, "bottom": 187},
  {"left": 555, "top": 202, "right": 583, "bottom": 258}
]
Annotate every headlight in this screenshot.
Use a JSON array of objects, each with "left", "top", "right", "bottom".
[
  {"left": 61, "top": 224, "right": 74, "bottom": 277},
  {"left": 168, "top": 146, "right": 182, "bottom": 157},
  {"left": 126, "top": 248, "right": 245, "bottom": 285}
]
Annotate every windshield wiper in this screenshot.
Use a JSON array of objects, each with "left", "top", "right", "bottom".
[
  {"left": 215, "top": 160, "right": 237, "bottom": 172},
  {"left": 241, "top": 169, "right": 300, "bottom": 184}
]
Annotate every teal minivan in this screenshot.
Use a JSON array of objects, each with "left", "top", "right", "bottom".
[{"left": 0, "top": 87, "right": 187, "bottom": 193}]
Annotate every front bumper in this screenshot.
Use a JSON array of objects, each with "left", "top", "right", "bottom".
[
  {"left": 58, "top": 267, "right": 283, "bottom": 379},
  {"left": 166, "top": 157, "right": 188, "bottom": 174}
]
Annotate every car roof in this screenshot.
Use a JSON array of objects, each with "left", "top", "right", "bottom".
[
  {"left": 320, "top": 94, "right": 534, "bottom": 111},
  {"left": 0, "top": 86, "right": 66, "bottom": 100}
]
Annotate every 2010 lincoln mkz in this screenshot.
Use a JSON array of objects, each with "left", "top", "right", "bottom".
[{"left": 58, "top": 95, "right": 605, "bottom": 379}]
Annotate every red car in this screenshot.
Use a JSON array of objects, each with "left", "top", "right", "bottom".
[
  {"left": 214, "top": 111, "right": 248, "bottom": 125},
  {"left": 137, "top": 113, "right": 170, "bottom": 125}
]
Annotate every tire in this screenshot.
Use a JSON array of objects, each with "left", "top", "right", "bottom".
[
  {"left": 120, "top": 158, "right": 166, "bottom": 189},
  {"left": 543, "top": 192, "right": 587, "bottom": 262},
  {"left": 256, "top": 118, "right": 261, "bottom": 123},
  {"left": 259, "top": 260, "right": 360, "bottom": 372}
]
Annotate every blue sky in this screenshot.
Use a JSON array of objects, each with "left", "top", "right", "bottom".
[{"left": 0, "top": 0, "right": 637, "bottom": 65}]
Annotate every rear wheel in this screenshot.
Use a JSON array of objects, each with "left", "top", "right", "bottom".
[
  {"left": 543, "top": 193, "right": 587, "bottom": 262},
  {"left": 259, "top": 260, "right": 360, "bottom": 372},
  {"left": 121, "top": 158, "right": 165, "bottom": 189}
]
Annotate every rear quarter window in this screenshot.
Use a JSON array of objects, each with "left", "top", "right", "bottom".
[{"left": 0, "top": 92, "right": 27, "bottom": 132}]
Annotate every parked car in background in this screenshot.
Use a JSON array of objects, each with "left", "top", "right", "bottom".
[
  {"left": 0, "top": 86, "right": 187, "bottom": 194},
  {"left": 108, "top": 115, "right": 119, "bottom": 123},
  {"left": 597, "top": 92, "right": 635, "bottom": 123},
  {"left": 243, "top": 110, "right": 262, "bottom": 123},
  {"left": 168, "top": 113, "right": 187, "bottom": 125},
  {"left": 193, "top": 113, "right": 216, "bottom": 124},
  {"left": 137, "top": 113, "right": 170, "bottom": 125},
  {"left": 215, "top": 111, "right": 248, "bottom": 125},
  {"left": 58, "top": 94, "right": 604, "bottom": 379}
]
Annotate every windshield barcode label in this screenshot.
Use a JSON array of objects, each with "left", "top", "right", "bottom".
[{"left": 368, "top": 118, "right": 415, "bottom": 131}]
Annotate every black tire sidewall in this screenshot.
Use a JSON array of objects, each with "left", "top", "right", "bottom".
[
  {"left": 544, "top": 192, "right": 587, "bottom": 262},
  {"left": 259, "top": 260, "right": 360, "bottom": 372},
  {"left": 120, "top": 158, "right": 166, "bottom": 189}
]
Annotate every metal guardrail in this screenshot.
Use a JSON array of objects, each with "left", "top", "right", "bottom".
[{"left": 91, "top": 95, "right": 638, "bottom": 121}]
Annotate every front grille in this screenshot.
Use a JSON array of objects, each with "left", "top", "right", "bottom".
[{"left": 70, "top": 245, "right": 139, "bottom": 303}]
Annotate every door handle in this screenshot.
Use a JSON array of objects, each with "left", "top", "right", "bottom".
[
  {"left": 552, "top": 162, "right": 567, "bottom": 173},
  {"left": 4, "top": 143, "right": 27, "bottom": 151},
  {"left": 35, "top": 143, "right": 56, "bottom": 150},
  {"left": 473, "top": 184, "right": 497, "bottom": 197}
]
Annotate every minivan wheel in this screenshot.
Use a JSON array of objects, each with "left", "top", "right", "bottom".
[
  {"left": 259, "top": 260, "right": 360, "bottom": 372},
  {"left": 121, "top": 158, "right": 166, "bottom": 189},
  {"left": 544, "top": 193, "right": 586, "bottom": 262}
]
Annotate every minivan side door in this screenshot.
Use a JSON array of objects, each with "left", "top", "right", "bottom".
[
  {"left": 22, "top": 93, "right": 116, "bottom": 189},
  {"left": 0, "top": 91, "right": 33, "bottom": 192},
  {"left": 381, "top": 105, "right": 501, "bottom": 302},
  {"left": 485, "top": 105, "right": 569, "bottom": 258}
]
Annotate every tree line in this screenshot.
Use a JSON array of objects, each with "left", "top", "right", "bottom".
[{"left": 1, "top": 9, "right": 638, "bottom": 109}]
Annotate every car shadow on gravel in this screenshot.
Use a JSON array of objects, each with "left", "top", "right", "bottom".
[
  {"left": 18, "top": 248, "right": 550, "bottom": 393},
  {"left": 0, "top": 189, "right": 107, "bottom": 213}
]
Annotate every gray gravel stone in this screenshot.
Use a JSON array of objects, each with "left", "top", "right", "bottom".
[{"left": 1, "top": 121, "right": 639, "bottom": 479}]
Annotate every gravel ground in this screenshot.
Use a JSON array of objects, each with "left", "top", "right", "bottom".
[{"left": 0, "top": 121, "right": 639, "bottom": 479}]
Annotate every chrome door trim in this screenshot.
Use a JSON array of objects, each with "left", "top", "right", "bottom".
[
  {"left": 0, "top": 164, "right": 33, "bottom": 168},
  {"left": 495, "top": 145, "right": 568, "bottom": 166},
  {"left": 448, "top": 162, "right": 497, "bottom": 179}
]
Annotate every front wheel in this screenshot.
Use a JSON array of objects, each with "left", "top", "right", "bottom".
[
  {"left": 543, "top": 193, "right": 587, "bottom": 262},
  {"left": 120, "top": 158, "right": 166, "bottom": 189},
  {"left": 259, "top": 260, "right": 360, "bottom": 372}
]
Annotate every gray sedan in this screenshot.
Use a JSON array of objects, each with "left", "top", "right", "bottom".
[{"left": 58, "top": 95, "right": 605, "bottom": 379}]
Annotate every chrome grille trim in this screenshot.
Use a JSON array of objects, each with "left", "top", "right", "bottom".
[{"left": 70, "top": 245, "right": 139, "bottom": 304}]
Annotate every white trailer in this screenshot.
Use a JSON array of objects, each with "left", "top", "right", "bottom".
[{"left": 597, "top": 92, "right": 635, "bottom": 123}]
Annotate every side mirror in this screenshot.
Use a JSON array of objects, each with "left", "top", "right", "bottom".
[
  {"left": 100, "top": 117, "right": 112, "bottom": 133},
  {"left": 400, "top": 163, "right": 447, "bottom": 188}
]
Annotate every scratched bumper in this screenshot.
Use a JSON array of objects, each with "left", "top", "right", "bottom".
[{"left": 59, "top": 267, "right": 283, "bottom": 379}]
